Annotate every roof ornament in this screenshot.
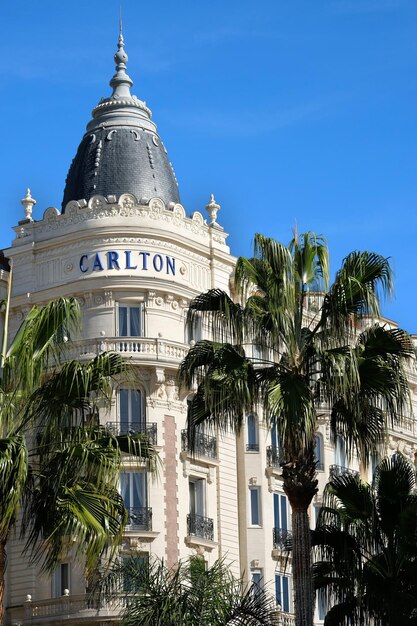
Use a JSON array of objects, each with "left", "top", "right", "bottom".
[
  {"left": 21, "top": 188, "right": 36, "bottom": 222},
  {"left": 109, "top": 7, "right": 133, "bottom": 100},
  {"left": 206, "top": 194, "right": 221, "bottom": 225}
]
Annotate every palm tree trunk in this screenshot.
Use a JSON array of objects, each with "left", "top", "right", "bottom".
[
  {"left": 0, "top": 540, "right": 6, "bottom": 626},
  {"left": 282, "top": 452, "right": 318, "bottom": 626},
  {"left": 291, "top": 508, "right": 314, "bottom": 626}
]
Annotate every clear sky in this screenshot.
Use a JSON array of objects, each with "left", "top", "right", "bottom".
[{"left": 1, "top": 1, "right": 416, "bottom": 330}]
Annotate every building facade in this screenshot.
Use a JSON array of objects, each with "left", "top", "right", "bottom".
[{"left": 2, "top": 29, "right": 417, "bottom": 626}]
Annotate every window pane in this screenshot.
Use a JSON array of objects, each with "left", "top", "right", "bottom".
[
  {"left": 250, "top": 488, "right": 260, "bottom": 525},
  {"left": 119, "top": 307, "right": 128, "bottom": 336},
  {"left": 280, "top": 495, "right": 287, "bottom": 530},
  {"left": 130, "top": 307, "right": 141, "bottom": 336},
  {"left": 120, "top": 389, "right": 129, "bottom": 430},
  {"left": 130, "top": 389, "right": 142, "bottom": 426},
  {"left": 61, "top": 564, "right": 69, "bottom": 596},
  {"left": 275, "top": 575, "right": 281, "bottom": 606},
  {"left": 282, "top": 576, "right": 289, "bottom": 612},
  {"left": 132, "top": 473, "right": 146, "bottom": 508},
  {"left": 247, "top": 415, "right": 257, "bottom": 446}
]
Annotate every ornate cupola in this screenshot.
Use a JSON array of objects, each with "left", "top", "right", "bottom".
[{"left": 62, "top": 25, "right": 180, "bottom": 211}]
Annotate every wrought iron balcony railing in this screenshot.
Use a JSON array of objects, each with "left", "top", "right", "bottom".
[
  {"left": 181, "top": 430, "right": 217, "bottom": 459},
  {"left": 126, "top": 507, "right": 153, "bottom": 531},
  {"left": 273, "top": 527, "right": 292, "bottom": 550},
  {"left": 187, "top": 513, "right": 214, "bottom": 541},
  {"left": 106, "top": 422, "right": 157, "bottom": 445},
  {"left": 246, "top": 443, "right": 260, "bottom": 452},
  {"left": 329, "top": 464, "right": 360, "bottom": 479},
  {"left": 266, "top": 445, "right": 282, "bottom": 468}
]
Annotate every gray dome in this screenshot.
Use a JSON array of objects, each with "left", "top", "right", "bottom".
[{"left": 62, "top": 30, "right": 180, "bottom": 211}]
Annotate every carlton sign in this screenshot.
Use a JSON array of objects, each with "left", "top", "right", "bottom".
[{"left": 79, "top": 250, "right": 176, "bottom": 275}]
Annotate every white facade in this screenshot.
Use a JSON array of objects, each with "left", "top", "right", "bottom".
[{"left": 2, "top": 34, "right": 417, "bottom": 626}]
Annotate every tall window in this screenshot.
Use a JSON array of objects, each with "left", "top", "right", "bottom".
[
  {"left": 189, "top": 478, "right": 205, "bottom": 518},
  {"left": 314, "top": 433, "right": 324, "bottom": 471},
  {"left": 52, "top": 563, "right": 70, "bottom": 597},
  {"left": 275, "top": 573, "right": 290, "bottom": 612},
  {"left": 251, "top": 569, "right": 263, "bottom": 596},
  {"left": 118, "top": 304, "right": 143, "bottom": 336},
  {"left": 120, "top": 472, "right": 148, "bottom": 529},
  {"left": 273, "top": 493, "right": 288, "bottom": 532},
  {"left": 334, "top": 435, "right": 347, "bottom": 468},
  {"left": 249, "top": 486, "right": 261, "bottom": 526},
  {"left": 185, "top": 312, "right": 202, "bottom": 344},
  {"left": 317, "top": 590, "right": 327, "bottom": 621},
  {"left": 119, "top": 388, "right": 145, "bottom": 434},
  {"left": 122, "top": 554, "right": 149, "bottom": 592},
  {"left": 246, "top": 414, "right": 259, "bottom": 451}
]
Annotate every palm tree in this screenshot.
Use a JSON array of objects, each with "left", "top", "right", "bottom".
[
  {"left": 178, "top": 232, "right": 413, "bottom": 626},
  {"left": 96, "top": 555, "right": 278, "bottom": 625},
  {"left": 313, "top": 453, "right": 417, "bottom": 625},
  {"left": 0, "top": 297, "right": 158, "bottom": 622}
]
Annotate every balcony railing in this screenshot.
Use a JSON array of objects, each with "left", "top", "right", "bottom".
[
  {"left": 64, "top": 337, "right": 188, "bottom": 364},
  {"left": 126, "top": 507, "right": 152, "bottom": 531},
  {"left": 187, "top": 513, "right": 214, "bottom": 541},
  {"left": 273, "top": 527, "right": 292, "bottom": 550},
  {"left": 181, "top": 430, "right": 217, "bottom": 459},
  {"left": 106, "top": 422, "right": 157, "bottom": 445},
  {"left": 246, "top": 443, "right": 260, "bottom": 452},
  {"left": 329, "top": 464, "right": 360, "bottom": 479},
  {"left": 266, "top": 445, "right": 282, "bottom": 468}
]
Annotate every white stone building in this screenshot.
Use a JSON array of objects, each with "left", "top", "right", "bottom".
[{"left": 1, "top": 28, "right": 416, "bottom": 626}]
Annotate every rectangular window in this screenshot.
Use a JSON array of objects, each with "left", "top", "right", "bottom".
[
  {"left": 275, "top": 573, "right": 290, "bottom": 612},
  {"left": 120, "top": 472, "right": 148, "bottom": 529},
  {"left": 273, "top": 493, "right": 288, "bottom": 531},
  {"left": 246, "top": 414, "right": 259, "bottom": 452},
  {"left": 185, "top": 312, "right": 202, "bottom": 344},
  {"left": 122, "top": 554, "right": 149, "bottom": 593},
  {"left": 119, "top": 388, "right": 144, "bottom": 434},
  {"left": 317, "top": 590, "right": 327, "bottom": 621},
  {"left": 249, "top": 487, "right": 261, "bottom": 526},
  {"left": 52, "top": 563, "right": 70, "bottom": 597},
  {"left": 251, "top": 568, "right": 263, "bottom": 595},
  {"left": 189, "top": 478, "right": 205, "bottom": 517},
  {"left": 334, "top": 435, "right": 347, "bottom": 468},
  {"left": 118, "top": 304, "right": 143, "bottom": 337}
]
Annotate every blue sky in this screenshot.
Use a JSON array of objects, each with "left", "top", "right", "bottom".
[{"left": 1, "top": 0, "right": 416, "bottom": 330}]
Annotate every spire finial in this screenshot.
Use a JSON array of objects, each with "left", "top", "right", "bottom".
[
  {"left": 109, "top": 9, "right": 133, "bottom": 99},
  {"left": 119, "top": 4, "right": 123, "bottom": 45},
  {"left": 206, "top": 194, "right": 221, "bottom": 225},
  {"left": 21, "top": 188, "right": 36, "bottom": 222}
]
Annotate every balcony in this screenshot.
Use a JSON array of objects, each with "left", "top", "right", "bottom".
[
  {"left": 246, "top": 443, "right": 260, "bottom": 452},
  {"left": 329, "top": 464, "right": 360, "bottom": 479},
  {"left": 187, "top": 513, "right": 214, "bottom": 542},
  {"left": 273, "top": 527, "right": 292, "bottom": 550},
  {"left": 181, "top": 429, "right": 217, "bottom": 460},
  {"left": 106, "top": 421, "right": 157, "bottom": 445},
  {"left": 266, "top": 445, "right": 282, "bottom": 468},
  {"left": 65, "top": 337, "right": 188, "bottom": 365},
  {"left": 126, "top": 507, "right": 153, "bottom": 531}
]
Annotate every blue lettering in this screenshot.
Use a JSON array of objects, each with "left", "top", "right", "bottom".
[
  {"left": 125, "top": 250, "right": 137, "bottom": 270},
  {"left": 79, "top": 254, "right": 89, "bottom": 273},
  {"left": 139, "top": 252, "right": 150, "bottom": 270},
  {"left": 166, "top": 256, "right": 176, "bottom": 275},
  {"left": 92, "top": 253, "right": 104, "bottom": 272},
  {"left": 153, "top": 254, "right": 163, "bottom": 272},
  {"left": 107, "top": 250, "right": 120, "bottom": 270}
]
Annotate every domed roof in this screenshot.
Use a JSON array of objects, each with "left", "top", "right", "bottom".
[{"left": 62, "top": 29, "right": 180, "bottom": 211}]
